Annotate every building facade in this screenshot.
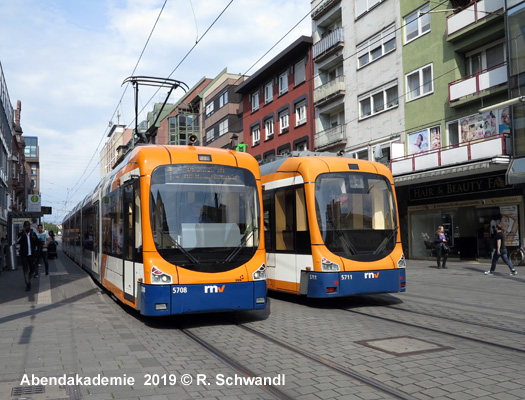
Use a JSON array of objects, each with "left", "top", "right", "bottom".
[
  {"left": 158, "top": 77, "right": 213, "bottom": 146},
  {"left": 100, "top": 124, "right": 133, "bottom": 179},
  {"left": 235, "top": 36, "right": 314, "bottom": 161},
  {"left": 0, "top": 62, "right": 14, "bottom": 237},
  {"left": 308, "top": 0, "right": 525, "bottom": 260},
  {"left": 202, "top": 69, "right": 246, "bottom": 150},
  {"left": 393, "top": 0, "right": 521, "bottom": 260},
  {"left": 11, "top": 100, "right": 28, "bottom": 214},
  {"left": 311, "top": 0, "right": 405, "bottom": 166}
]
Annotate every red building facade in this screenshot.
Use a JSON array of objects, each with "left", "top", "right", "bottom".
[{"left": 235, "top": 36, "right": 314, "bottom": 162}]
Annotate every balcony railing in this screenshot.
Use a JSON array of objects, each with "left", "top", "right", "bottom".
[
  {"left": 315, "top": 124, "right": 346, "bottom": 149},
  {"left": 447, "top": 0, "right": 504, "bottom": 37},
  {"left": 313, "top": 27, "right": 344, "bottom": 60},
  {"left": 449, "top": 62, "right": 507, "bottom": 103},
  {"left": 390, "top": 134, "right": 509, "bottom": 176},
  {"left": 314, "top": 75, "right": 345, "bottom": 104}
]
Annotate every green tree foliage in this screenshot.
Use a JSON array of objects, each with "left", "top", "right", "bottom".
[{"left": 44, "top": 222, "right": 60, "bottom": 234}]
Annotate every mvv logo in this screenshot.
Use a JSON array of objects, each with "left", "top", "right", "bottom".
[
  {"left": 204, "top": 285, "right": 226, "bottom": 293},
  {"left": 364, "top": 272, "right": 380, "bottom": 279}
]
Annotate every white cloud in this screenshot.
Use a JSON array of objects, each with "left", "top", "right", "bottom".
[{"left": 0, "top": 0, "right": 311, "bottom": 223}]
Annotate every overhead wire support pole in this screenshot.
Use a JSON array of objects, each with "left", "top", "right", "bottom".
[{"left": 122, "top": 76, "right": 189, "bottom": 146}]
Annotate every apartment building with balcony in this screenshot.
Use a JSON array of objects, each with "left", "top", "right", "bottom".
[
  {"left": 391, "top": 0, "right": 523, "bottom": 260},
  {"left": 201, "top": 69, "right": 246, "bottom": 150},
  {"left": 235, "top": 36, "right": 314, "bottom": 161},
  {"left": 311, "top": 0, "right": 405, "bottom": 166}
]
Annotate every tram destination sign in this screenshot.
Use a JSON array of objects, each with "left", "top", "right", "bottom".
[{"left": 409, "top": 174, "right": 507, "bottom": 201}]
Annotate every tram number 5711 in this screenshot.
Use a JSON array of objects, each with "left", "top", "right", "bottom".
[{"left": 341, "top": 274, "right": 353, "bottom": 280}]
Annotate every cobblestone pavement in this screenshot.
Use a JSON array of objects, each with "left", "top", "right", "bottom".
[{"left": 0, "top": 252, "right": 524, "bottom": 399}]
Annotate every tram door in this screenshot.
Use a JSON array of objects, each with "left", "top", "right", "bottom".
[{"left": 122, "top": 183, "right": 136, "bottom": 302}]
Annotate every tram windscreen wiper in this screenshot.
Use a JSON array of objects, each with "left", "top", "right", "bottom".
[
  {"left": 222, "top": 227, "right": 258, "bottom": 263},
  {"left": 373, "top": 226, "right": 398, "bottom": 255},
  {"left": 175, "top": 240, "right": 200, "bottom": 264},
  {"left": 333, "top": 227, "right": 358, "bottom": 255}
]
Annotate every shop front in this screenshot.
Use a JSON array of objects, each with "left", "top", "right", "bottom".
[{"left": 400, "top": 173, "right": 524, "bottom": 260}]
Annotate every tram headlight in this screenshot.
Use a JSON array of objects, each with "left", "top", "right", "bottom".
[
  {"left": 321, "top": 257, "right": 340, "bottom": 272},
  {"left": 151, "top": 266, "right": 173, "bottom": 284},
  {"left": 252, "top": 263, "right": 267, "bottom": 280},
  {"left": 397, "top": 254, "right": 406, "bottom": 269}
]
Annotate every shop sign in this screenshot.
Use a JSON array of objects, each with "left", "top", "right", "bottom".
[
  {"left": 408, "top": 195, "right": 522, "bottom": 211},
  {"left": 410, "top": 175, "right": 506, "bottom": 201}
]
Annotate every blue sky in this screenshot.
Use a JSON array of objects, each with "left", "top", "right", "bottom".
[{"left": 0, "top": 0, "right": 311, "bottom": 224}]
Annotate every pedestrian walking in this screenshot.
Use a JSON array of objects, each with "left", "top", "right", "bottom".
[
  {"left": 36, "top": 224, "right": 50, "bottom": 275},
  {"left": 485, "top": 224, "right": 518, "bottom": 275},
  {"left": 434, "top": 225, "right": 449, "bottom": 269},
  {"left": 17, "top": 221, "right": 39, "bottom": 291}
]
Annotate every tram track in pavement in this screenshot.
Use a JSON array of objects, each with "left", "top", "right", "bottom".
[
  {"left": 180, "top": 327, "right": 296, "bottom": 400},
  {"left": 177, "top": 317, "right": 419, "bottom": 400},
  {"left": 339, "top": 297, "right": 525, "bottom": 355}
]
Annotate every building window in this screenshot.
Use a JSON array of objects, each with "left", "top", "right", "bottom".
[
  {"left": 466, "top": 41, "right": 505, "bottom": 75},
  {"left": 349, "top": 148, "right": 369, "bottom": 160},
  {"left": 252, "top": 126, "right": 260, "bottom": 146},
  {"left": 279, "top": 72, "right": 288, "bottom": 95},
  {"left": 357, "top": 24, "right": 396, "bottom": 69},
  {"left": 295, "top": 141, "right": 308, "bottom": 152},
  {"left": 219, "top": 91, "right": 228, "bottom": 108},
  {"left": 294, "top": 60, "right": 306, "bottom": 86},
  {"left": 251, "top": 91, "right": 260, "bottom": 112},
  {"left": 356, "top": 0, "right": 383, "bottom": 18},
  {"left": 205, "top": 102, "right": 214, "bottom": 117},
  {"left": 406, "top": 64, "right": 433, "bottom": 101},
  {"left": 279, "top": 111, "right": 289, "bottom": 133},
  {"left": 404, "top": 3, "right": 430, "bottom": 44},
  {"left": 265, "top": 119, "right": 274, "bottom": 140},
  {"left": 206, "top": 128, "right": 214, "bottom": 143},
  {"left": 295, "top": 101, "right": 307, "bottom": 126},
  {"left": 264, "top": 82, "right": 273, "bottom": 104},
  {"left": 359, "top": 82, "right": 398, "bottom": 119},
  {"left": 24, "top": 137, "right": 38, "bottom": 158},
  {"left": 219, "top": 119, "right": 228, "bottom": 136}
]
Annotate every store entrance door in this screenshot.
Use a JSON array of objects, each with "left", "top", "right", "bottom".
[{"left": 457, "top": 207, "right": 477, "bottom": 260}]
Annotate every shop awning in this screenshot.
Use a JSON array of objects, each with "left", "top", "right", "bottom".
[
  {"left": 394, "top": 158, "right": 509, "bottom": 187},
  {"left": 506, "top": 157, "right": 525, "bottom": 185}
]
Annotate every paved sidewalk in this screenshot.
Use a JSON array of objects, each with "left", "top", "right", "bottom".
[{"left": 0, "top": 252, "right": 522, "bottom": 400}]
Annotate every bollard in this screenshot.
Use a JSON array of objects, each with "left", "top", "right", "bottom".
[
  {"left": 6, "top": 244, "right": 18, "bottom": 271},
  {"left": 0, "top": 244, "right": 4, "bottom": 272}
]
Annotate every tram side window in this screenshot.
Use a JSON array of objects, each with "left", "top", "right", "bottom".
[
  {"left": 295, "top": 186, "right": 310, "bottom": 253},
  {"left": 275, "top": 189, "right": 294, "bottom": 251},
  {"left": 102, "top": 189, "right": 123, "bottom": 257},
  {"left": 134, "top": 183, "right": 143, "bottom": 263},
  {"left": 274, "top": 186, "right": 310, "bottom": 253},
  {"left": 94, "top": 201, "right": 100, "bottom": 254},
  {"left": 82, "top": 205, "right": 95, "bottom": 250},
  {"left": 123, "top": 185, "right": 134, "bottom": 260},
  {"left": 263, "top": 193, "right": 273, "bottom": 252}
]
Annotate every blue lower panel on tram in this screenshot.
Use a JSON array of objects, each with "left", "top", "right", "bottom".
[
  {"left": 139, "top": 281, "right": 267, "bottom": 316},
  {"left": 307, "top": 269, "right": 406, "bottom": 298}
]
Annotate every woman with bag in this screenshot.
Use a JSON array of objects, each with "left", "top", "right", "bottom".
[{"left": 434, "top": 225, "right": 449, "bottom": 269}]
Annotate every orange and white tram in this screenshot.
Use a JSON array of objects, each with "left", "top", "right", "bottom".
[
  {"left": 63, "top": 145, "right": 267, "bottom": 315},
  {"left": 260, "top": 153, "right": 406, "bottom": 297}
]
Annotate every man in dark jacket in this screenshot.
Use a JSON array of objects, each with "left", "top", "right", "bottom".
[{"left": 17, "top": 221, "right": 39, "bottom": 291}]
